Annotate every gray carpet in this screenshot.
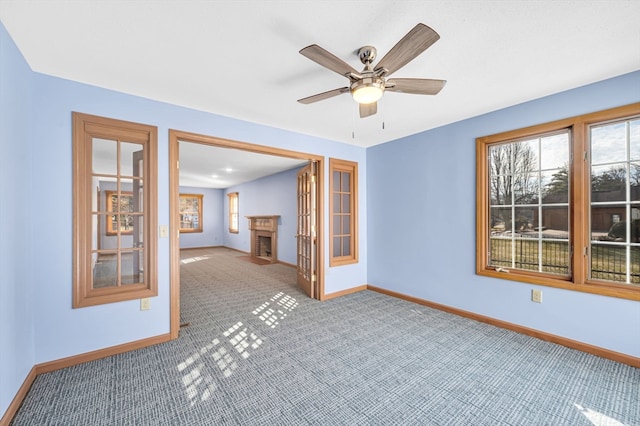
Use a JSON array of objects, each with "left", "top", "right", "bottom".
[{"left": 11, "top": 247, "right": 640, "bottom": 425}]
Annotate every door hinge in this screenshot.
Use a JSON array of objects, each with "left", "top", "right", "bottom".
[
  {"left": 583, "top": 151, "right": 588, "bottom": 161},
  {"left": 177, "top": 160, "right": 180, "bottom": 169},
  {"left": 584, "top": 246, "right": 588, "bottom": 256},
  {"left": 311, "top": 174, "right": 316, "bottom": 183},
  {"left": 312, "top": 274, "right": 317, "bottom": 282}
]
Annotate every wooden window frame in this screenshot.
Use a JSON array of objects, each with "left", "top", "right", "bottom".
[
  {"left": 329, "top": 158, "right": 358, "bottom": 267},
  {"left": 228, "top": 192, "right": 239, "bottom": 233},
  {"left": 72, "top": 112, "right": 158, "bottom": 308},
  {"left": 179, "top": 193, "right": 203, "bottom": 233},
  {"left": 476, "top": 103, "right": 640, "bottom": 301},
  {"left": 105, "top": 190, "right": 134, "bottom": 236}
]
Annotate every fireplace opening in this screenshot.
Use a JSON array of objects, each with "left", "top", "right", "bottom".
[
  {"left": 247, "top": 215, "right": 279, "bottom": 264},
  {"left": 257, "top": 235, "right": 272, "bottom": 259}
]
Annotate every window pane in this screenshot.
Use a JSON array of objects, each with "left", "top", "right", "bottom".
[
  {"left": 514, "top": 207, "right": 535, "bottom": 233},
  {"left": 490, "top": 176, "right": 511, "bottom": 205},
  {"left": 591, "top": 164, "right": 626, "bottom": 202},
  {"left": 514, "top": 237, "right": 538, "bottom": 271},
  {"left": 92, "top": 138, "right": 117, "bottom": 175},
  {"left": 93, "top": 253, "right": 117, "bottom": 288},
  {"left": 591, "top": 243, "right": 630, "bottom": 283},
  {"left": 121, "top": 251, "right": 144, "bottom": 285},
  {"left": 490, "top": 207, "right": 511, "bottom": 234},
  {"left": 332, "top": 215, "right": 341, "bottom": 234},
  {"left": 342, "top": 236, "right": 351, "bottom": 256},
  {"left": 591, "top": 205, "right": 625, "bottom": 241},
  {"left": 342, "top": 215, "right": 351, "bottom": 234},
  {"left": 631, "top": 162, "right": 640, "bottom": 200},
  {"left": 541, "top": 241, "right": 570, "bottom": 274},
  {"left": 120, "top": 142, "right": 144, "bottom": 177},
  {"left": 542, "top": 169, "right": 568, "bottom": 203},
  {"left": 489, "top": 237, "right": 512, "bottom": 267},
  {"left": 333, "top": 237, "right": 341, "bottom": 257},
  {"left": 591, "top": 121, "right": 627, "bottom": 165},
  {"left": 541, "top": 206, "right": 568, "bottom": 236},
  {"left": 540, "top": 133, "right": 569, "bottom": 170},
  {"left": 513, "top": 173, "right": 538, "bottom": 204},
  {"left": 631, "top": 119, "right": 640, "bottom": 161}
]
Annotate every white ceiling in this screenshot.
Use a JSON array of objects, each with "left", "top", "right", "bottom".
[
  {"left": 1, "top": 0, "right": 639, "bottom": 187},
  {"left": 178, "top": 141, "right": 308, "bottom": 188}
]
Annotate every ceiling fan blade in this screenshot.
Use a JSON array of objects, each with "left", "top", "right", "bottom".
[
  {"left": 385, "top": 78, "right": 446, "bottom": 95},
  {"left": 374, "top": 23, "right": 440, "bottom": 77},
  {"left": 297, "top": 87, "right": 350, "bottom": 104},
  {"left": 359, "top": 102, "right": 377, "bottom": 118},
  {"left": 300, "top": 44, "right": 361, "bottom": 78}
]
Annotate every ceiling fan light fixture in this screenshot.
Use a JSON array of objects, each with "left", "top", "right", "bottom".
[{"left": 351, "top": 78, "right": 385, "bottom": 104}]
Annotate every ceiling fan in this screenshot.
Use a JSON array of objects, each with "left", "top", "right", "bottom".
[{"left": 297, "top": 23, "right": 446, "bottom": 118}]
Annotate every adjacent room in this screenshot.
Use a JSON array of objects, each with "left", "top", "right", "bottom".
[{"left": 1, "top": 1, "right": 639, "bottom": 425}]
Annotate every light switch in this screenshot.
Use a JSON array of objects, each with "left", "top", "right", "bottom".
[{"left": 159, "top": 225, "right": 169, "bottom": 238}]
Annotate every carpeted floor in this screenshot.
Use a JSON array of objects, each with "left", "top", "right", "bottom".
[{"left": 11, "top": 247, "right": 640, "bottom": 425}]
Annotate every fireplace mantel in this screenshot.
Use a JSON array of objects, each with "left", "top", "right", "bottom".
[{"left": 246, "top": 216, "right": 279, "bottom": 263}]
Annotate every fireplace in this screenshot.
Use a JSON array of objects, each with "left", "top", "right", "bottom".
[{"left": 246, "top": 215, "right": 279, "bottom": 263}]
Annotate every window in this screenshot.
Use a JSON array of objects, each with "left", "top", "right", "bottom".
[
  {"left": 105, "top": 191, "right": 134, "bottom": 235},
  {"left": 228, "top": 192, "right": 239, "bottom": 233},
  {"left": 179, "top": 194, "right": 203, "bottom": 233},
  {"left": 477, "top": 103, "right": 639, "bottom": 300},
  {"left": 329, "top": 158, "right": 358, "bottom": 266},
  {"left": 73, "top": 112, "right": 157, "bottom": 308}
]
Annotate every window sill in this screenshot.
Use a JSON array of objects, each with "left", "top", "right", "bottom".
[{"left": 477, "top": 268, "right": 640, "bottom": 301}]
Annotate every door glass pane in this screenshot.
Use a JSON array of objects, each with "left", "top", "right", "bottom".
[
  {"left": 93, "top": 252, "right": 117, "bottom": 288},
  {"left": 341, "top": 194, "right": 350, "bottom": 213},
  {"left": 341, "top": 172, "right": 350, "bottom": 192},
  {"left": 92, "top": 138, "right": 117, "bottom": 175},
  {"left": 333, "top": 194, "right": 340, "bottom": 214},
  {"left": 591, "top": 122, "right": 626, "bottom": 165},
  {"left": 332, "top": 171, "right": 341, "bottom": 191}
]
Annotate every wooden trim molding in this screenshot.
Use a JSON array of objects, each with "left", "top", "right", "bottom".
[
  {"left": 0, "top": 366, "right": 36, "bottom": 426},
  {"left": 367, "top": 285, "right": 639, "bottom": 368},
  {"left": 1, "top": 333, "right": 171, "bottom": 426},
  {"left": 324, "top": 285, "right": 368, "bottom": 300}
]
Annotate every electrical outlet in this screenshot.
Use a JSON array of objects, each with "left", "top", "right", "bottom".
[
  {"left": 140, "top": 298, "right": 151, "bottom": 311},
  {"left": 531, "top": 289, "right": 543, "bottom": 303}
]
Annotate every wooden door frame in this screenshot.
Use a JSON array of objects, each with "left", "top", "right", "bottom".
[{"left": 168, "top": 129, "right": 325, "bottom": 339}]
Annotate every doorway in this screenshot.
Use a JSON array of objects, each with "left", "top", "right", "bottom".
[{"left": 168, "top": 129, "right": 324, "bottom": 339}]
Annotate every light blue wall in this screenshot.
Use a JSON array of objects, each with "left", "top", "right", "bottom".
[
  {"left": 0, "top": 23, "right": 36, "bottom": 418},
  {"left": 223, "top": 166, "right": 301, "bottom": 264},
  {"left": 178, "top": 186, "right": 224, "bottom": 249},
  {"left": 0, "top": 22, "right": 366, "bottom": 394},
  {"left": 367, "top": 71, "right": 640, "bottom": 357}
]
